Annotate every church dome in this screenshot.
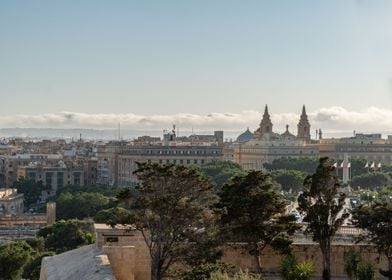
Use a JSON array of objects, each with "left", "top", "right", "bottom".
[
  {"left": 236, "top": 128, "right": 254, "bottom": 142},
  {"left": 281, "top": 125, "right": 295, "bottom": 138}
]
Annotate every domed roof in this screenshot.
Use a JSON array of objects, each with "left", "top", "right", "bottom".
[
  {"left": 236, "top": 128, "right": 254, "bottom": 142},
  {"left": 281, "top": 124, "right": 295, "bottom": 138}
]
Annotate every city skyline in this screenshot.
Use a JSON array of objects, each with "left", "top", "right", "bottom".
[
  {"left": 1, "top": 106, "right": 392, "bottom": 138},
  {"left": 1, "top": 1, "right": 392, "bottom": 118}
]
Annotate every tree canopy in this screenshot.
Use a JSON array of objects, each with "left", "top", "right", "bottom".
[
  {"left": 264, "top": 157, "right": 319, "bottom": 174},
  {"left": 0, "top": 241, "right": 35, "bottom": 280},
  {"left": 298, "top": 157, "right": 349, "bottom": 280},
  {"left": 271, "top": 169, "right": 307, "bottom": 194},
  {"left": 54, "top": 191, "right": 111, "bottom": 220},
  {"left": 116, "top": 163, "right": 221, "bottom": 280},
  {"left": 352, "top": 202, "right": 392, "bottom": 279},
  {"left": 37, "top": 220, "right": 95, "bottom": 254},
  {"left": 351, "top": 172, "right": 392, "bottom": 190},
  {"left": 12, "top": 177, "right": 50, "bottom": 208},
  {"left": 216, "top": 170, "right": 299, "bottom": 273},
  {"left": 199, "top": 161, "right": 244, "bottom": 189}
]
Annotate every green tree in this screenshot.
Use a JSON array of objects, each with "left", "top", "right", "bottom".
[
  {"left": 271, "top": 169, "right": 307, "bottom": 194},
  {"left": 264, "top": 157, "right": 319, "bottom": 174},
  {"left": 37, "top": 220, "right": 95, "bottom": 254},
  {"left": 352, "top": 202, "right": 392, "bottom": 279},
  {"left": 55, "top": 191, "right": 110, "bottom": 219},
  {"left": 298, "top": 157, "right": 349, "bottom": 280},
  {"left": 93, "top": 207, "right": 132, "bottom": 225},
  {"left": 23, "top": 252, "right": 55, "bottom": 280},
  {"left": 12, "top": 177, "right": 50, "bottom": 208},
  {"left": 351, "top": 172, "right": 392, "bottom": 190},
  {"left": 0, "top": 241, "right": 34, "bottom": 280},
  {"left": 217, "top": 170, "right": 299, "bottom": 273},
  {"left": 199, "top": 161, "right": 244, "bottom": 190},
  {"left": 116, "top": 163, "right": 220, "bottom": 280},
  {"left": 344, "top": 250, "right": 361, "bottom": 280},
  {"left": 357, "top": 262, "right": 375, "bottom": 280},
  {"left": 280, "top": 254, "right": 314, "bottom": 280},
  {"left": 56, "top": 185, "right": 118, "bottom": 197}
]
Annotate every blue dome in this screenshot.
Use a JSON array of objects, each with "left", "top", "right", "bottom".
[{"left": 236, "top": 128, "right": 253, "bottom": 142}]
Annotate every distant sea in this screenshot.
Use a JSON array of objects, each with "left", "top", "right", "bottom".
[{"left": 0, "top": 128, "right": 387, "bottom": 142}]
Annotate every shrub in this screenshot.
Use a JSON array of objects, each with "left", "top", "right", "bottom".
[
  {"left": 179, "top": 263, "right": 232, "bottom": 280},
  {"left": 344, "top": 250, "right": 361, "bottom": 280},
  {"left": 280, "top": 254, "right": 313, "bottom": 280},
  {"left": 209, "top": 270, "right": 262, "bottom": 280},
  {"left": 357, "top": 262, "right": 375, "bottom": 280}
]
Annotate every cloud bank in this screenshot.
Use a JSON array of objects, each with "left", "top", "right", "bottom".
[{"left": 1, "top": 107, "right": 392, "bottom": 136}]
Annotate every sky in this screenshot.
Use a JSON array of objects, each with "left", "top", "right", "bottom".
[{"left": 1, "top": 1, "right": 392, "bottom": 135}]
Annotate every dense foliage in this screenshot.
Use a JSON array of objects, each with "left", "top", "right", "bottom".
[
  {"left": 116, "top": 163, "right": 221, "bottom": 280},
  {"left": 217, "top": 170, "right": 299, "bottom": 273},
  {"left": 0, "top": 241, "right": 34, "bottom": 279},
  {"left": 298, "top": 157, "right": 349, "bottom": 280},
  {"left": 351, "top": 172, "right": 392, "bottom": 190},
  {"left": 37, "top": 220, "right": 95, "bottom": 254},
  {"left": 13, "top": 177, "right": 50, "bottom": 208},
  {"left": 56, "top": 185, "right": 118, "bottom": 197},
  {"left": 55, "top": 191, "right": 110, "bottom": 219},
  {"left": 280, "top": 254, "right": 314, "bottom": 280},
  {"left": 93, "top": 207, "right": 132, "bottom": 225},
  {"left": 199, "top": 161, "right": 244, "bottom": 189},
  {"left": 271, "top": 169, "right": 307, "bottom": 194},
  {"left": 352, "top": 202, "right": 392, "bottom": 279},
  {"left": 264, "top": 157, "right": 319, "bottom": 174}
]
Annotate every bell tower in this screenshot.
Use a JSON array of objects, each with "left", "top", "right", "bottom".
[
  {"left": 253, "top": 105, "right": 273, "bottom": 139},
  {"left": 297, "top": 105, "right": 311, "bottom": 140}
]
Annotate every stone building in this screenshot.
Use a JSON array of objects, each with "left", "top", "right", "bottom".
[
  {"left": 233, "top": 105, "right": 319, "bottom": 170},
  {"left": 318, "top": 133, "right": 392, "bottom": 164},
  {"left": 0, "top": 188, "right": 24, "bottom": 216},
  {"left": 40, "top": 224, "right": 150, "bottom": 280},
  {"left": 97, "top": 130, "right": 224, "bottom": 187},
  {"left": 17, "top": 159, "right": 97, "bottom": 196}
]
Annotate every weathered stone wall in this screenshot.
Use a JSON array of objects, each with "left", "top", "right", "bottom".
[
  {"left": 94, "top": 223, "right": 389, "bottom": 280},
  {"left": 222, "top": 243, "right": 387, "bottom": 279},
  {"left": 95, "top": 224, "right": 151, "bottom": 280},
  {"left": 103, "top": 246, "right": 136, "bottom": 280}
]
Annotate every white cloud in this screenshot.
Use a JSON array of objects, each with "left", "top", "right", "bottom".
[{"left": 0, "top": 107, "right": 391, "bottom": 135}]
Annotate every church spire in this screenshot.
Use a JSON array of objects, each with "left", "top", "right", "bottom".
[
  {"left": 297, "top": 104, "right": 311, "bottom": 141},
  {"left": 262, "top": 105, "right": 271, "bottom": 122},
  {"left": 253, "top": 104, "right": 273, "bottom": 139}
]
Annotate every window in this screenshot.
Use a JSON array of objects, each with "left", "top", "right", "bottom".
[
  {"left": 57, "top": 172, "right": 64, "bottom": 189},
  {"left": 105, "top": 236, "right": 119, "bottom": 243}
]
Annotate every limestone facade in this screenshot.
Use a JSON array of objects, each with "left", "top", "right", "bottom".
[{"left": 0, "top": 188, "right": 24, "bottom": 216}]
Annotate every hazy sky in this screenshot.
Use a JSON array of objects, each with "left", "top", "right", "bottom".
[{"left": 1, "top": 1, "right": 392, "bottom": 132}]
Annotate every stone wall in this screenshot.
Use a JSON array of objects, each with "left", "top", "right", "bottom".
[
  {"left": 94, "top": 223, "right": 389, "bottom": 280},
  {"left": 95, "top": 224, "right": 151, "bottom": 280},
  {"left": 222, "top": 243, "right": 387, "bottom": 279}
]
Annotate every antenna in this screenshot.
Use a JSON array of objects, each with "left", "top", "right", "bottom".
[{"left": 118, "top": 123, "right": 121, "bottom": 140}]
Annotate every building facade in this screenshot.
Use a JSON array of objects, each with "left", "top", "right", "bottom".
[{"left": 233, "top": 105, "right": 319, "bottom": 170}]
